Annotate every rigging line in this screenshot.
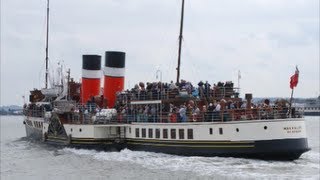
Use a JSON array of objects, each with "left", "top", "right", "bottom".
[
  {"left": 164, "top": 1, "right": 186, "bottom": 83},
  {"left": 37, "top": 2, "right": 49, "bottom": 89},
  {"left": 45, "top": 0, "right": 50, "bottom": 89},
  {"left": 176, "top": 0, "right": 185, "bottom": 84}
]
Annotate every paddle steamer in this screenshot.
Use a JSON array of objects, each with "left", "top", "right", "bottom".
[{"left": 23, "top": 0, "right": 310, "bottom": 160}]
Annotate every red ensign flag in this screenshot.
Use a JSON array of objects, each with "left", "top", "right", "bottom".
[{"left": 290, "top": 67, "right": 299, "bottom": 89}]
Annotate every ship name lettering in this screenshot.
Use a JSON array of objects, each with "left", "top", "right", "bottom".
[{"left": 283, "top": 126, "right": 302, "bottom": 133}]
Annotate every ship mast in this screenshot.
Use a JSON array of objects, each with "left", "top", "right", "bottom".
[
  {"left": 45, "top": 0, "right": 50, "bottom": 89},
  {"left": 176, "top": 0, "right": 185, "bottom": 84}
]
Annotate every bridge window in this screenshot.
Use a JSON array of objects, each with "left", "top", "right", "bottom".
[
  {"left": 163, "top": 129, "right": 168, "bottom": 139},
  {"left": 148, "top": 128, "right": 153, "bottom": 138},
  {"left": 142, "top": 128, "right": 146, "bottom": 138},
  {"left": 156, "top": 128, "right": 160, "bottom": 139},
  {"left": 135, "top": 128, "right": 140, "bottom": 138},
  {"left": 171, "top": 129, "right": 176, "bottom": 139},
  {"left": 179, "top": 129, "right": 184, "bottom": 139},
  {"left": 187, "top": 129, "right": 193, "bottom": 139}
]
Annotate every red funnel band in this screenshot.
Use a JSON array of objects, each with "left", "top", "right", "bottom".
[
  {"left": 103, "top": 76, "right": 124, "bottom": 108},
  {"left": 81, "top": 69, "right": 101, "bottom": 104},
  {"left": 82, "top": 78, "right": 100, "bottom": 104}
]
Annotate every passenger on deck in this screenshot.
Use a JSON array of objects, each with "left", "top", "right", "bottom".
[
  {"left": 192, "top": 106, "right": 201, "bottom": 122},
  {"left": 219, "top": 99, "right": 229, "bottom": 121},
  {"left": 137, "top": 105, "right": 143, "bottom": 122},
  {"left": 212, "top": 101, "right": 221, "bottom": 121},
  {"left": 169, "top": 81, "right": 177, "bottom": 90},
  {"left": 169, "top": 106, "right": 178, "bottom": 123},
  {"left": 131, "top": 84, "right": 140, "bottom": 100},
  {"left": 150, "top": 105, "right": 157, "bottom": 122},
  {"left": 180, "top": 79, "right": 187, "bottom": 89},
  {"left": 185, "top": 81, "right": 192, "bottom": 94},
  {"left": 143, "top": 105, "right": 149, "bottom": 122},
  {"left": 206, "top": 103, "right": 214, "bottom": 121},
  {"left": 215, "top": 102, "right": 221, "bottom": 111},
  {"left": 198, "top": 81, "right": 204, "bottom": 98},
  {"left": 179, "top": 105, "right": 187, "bottom": 122},
  {"left": 204, "top": 81, "right": 211, "bottom": 98}
]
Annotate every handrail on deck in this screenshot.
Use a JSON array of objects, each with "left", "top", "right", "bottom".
[
  {"left": 66, "top": 107, "right": 303, "bottom": 125},
  {"left": 117, "top": 86, "right": 239, "bottom": 102}
]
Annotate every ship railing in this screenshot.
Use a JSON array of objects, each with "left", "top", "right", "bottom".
[
  {"left": 108, "top": 107, "right": 303, "bottom": 124},
  {"left": 52, "top": 102, "right": 100, "bottom": 113},
  {"left": 23, "top": 108, "right": 45, "bottom": 118},
  {"left": 120, "top": 87, "right": 240, "bottom": 102},
  {"left": 40, "top": 105, "right": 304, "bottom": 125},
  {"left": 52, "top": 101, "right": 79, "bottom": 112}
]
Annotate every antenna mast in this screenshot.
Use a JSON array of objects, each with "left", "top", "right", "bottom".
[
  {"left": 176, "top": 0, "right": 185, "bottom": 84},
  {"left": 45, "top": 0, "right": 50, "bottom": 89}
]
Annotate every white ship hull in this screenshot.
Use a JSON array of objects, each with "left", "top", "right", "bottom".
[
  {"left": 24, "top": 116, "right": 44, "bottom": 140},
  {"left": 40, "top": 117, "right": 309, "bottom": 160}
]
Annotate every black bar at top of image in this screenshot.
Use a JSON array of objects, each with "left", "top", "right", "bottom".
[
  {"left": 105, "top": 51, "right": 126, "bottom": 68},
  {"left": 82, "top": 55, "right": 101, "bottom": 70}
]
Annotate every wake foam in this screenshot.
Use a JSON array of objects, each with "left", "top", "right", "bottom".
[{"left": 61, "top": 148, "right": 320, "bottom": 179}]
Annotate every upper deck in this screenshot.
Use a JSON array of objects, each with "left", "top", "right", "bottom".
[{"left": 24, "top": 80, "right": 303, "bottom": 125}]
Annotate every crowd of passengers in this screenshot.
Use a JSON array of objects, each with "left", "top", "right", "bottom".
[
  {"left": 117, "top": 80, "right": 236, "bottom": 102},
  {"left": 23, "top": 103, "right": 52, "bottom": 117},
  {"left": 113, "top": 80, "right": 295, "bottom": 122}
]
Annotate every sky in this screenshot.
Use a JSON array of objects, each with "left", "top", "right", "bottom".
[{"left": 1, "top": 0, "right": 319, "bottom": 106}]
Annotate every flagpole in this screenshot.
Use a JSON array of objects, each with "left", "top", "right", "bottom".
[
  {"left": 288, "top": 65, "right": 299, "bottom": 117},
  {"left": 288, "top": 88, "right": 294, "bottom": 117}
]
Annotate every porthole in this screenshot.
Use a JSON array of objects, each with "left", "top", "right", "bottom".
[
  {"left": 236, "top": 128, "right": 239, "bottom": 132},
  {"left": 79, "top": 128, "right": 82, "bottom": 132},
  {"left": 219, "top": 128, "right": 223, "bottom": 135},
  {"left": 209, "top": 128, "right": 213, "bottom": 135},
  {"left": 264, "top": 126, "right": 267, "bottom": 130},
  {"left": 71, "top": 128, "right": 73, "bottom": 132}
]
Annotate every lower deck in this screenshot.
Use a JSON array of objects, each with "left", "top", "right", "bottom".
[{"left": 34, "top": 118, "right": 310, "bottom": 160}]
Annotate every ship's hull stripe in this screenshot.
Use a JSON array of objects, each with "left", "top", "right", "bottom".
[
  {"left": 125, "top": 138, "right": 254, "bottom": 144},
  {"left": 127, "top": 142, "right": 254, "bottom": 148}
]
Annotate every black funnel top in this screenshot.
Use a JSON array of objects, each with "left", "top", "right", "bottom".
[
  {"left": 82, "top": 55, "right": 101, "bottom": 70},
  {"left": 105, "top": 51, "right": 126, "bottom": 68}
]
